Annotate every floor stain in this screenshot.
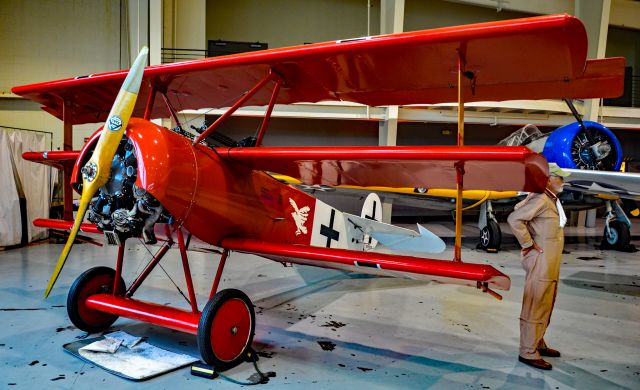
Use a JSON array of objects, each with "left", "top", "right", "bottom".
[
  {"left": 357, "top": 367, "right": 373, "bottom": 372},
  {"left": 247, "top": 371, "right": 276, "bottom": 384},
  {"left": 257, "top": 351, "right": 275, "bottom": 359},
  {"left": 321, "top": 321, "right": 347, "bottom": 329},
  {"left": 317, "top": 341, "right": 336, "bottom": 351},
  {"left": 28, "top": 360, "right": 39, "bottom": 366},
  {"left": 51, "top": 375, "right": 65, "bottom": 381}
]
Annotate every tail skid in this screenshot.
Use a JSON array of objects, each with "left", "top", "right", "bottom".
[{"left": 345, "top": 213, "right": 446, "bottom": 254}]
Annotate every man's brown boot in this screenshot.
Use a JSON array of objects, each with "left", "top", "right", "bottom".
[
  {"left": 518, "top": 356, "right": 552, "bottom": 370},
  {"left": 539, "top": 348, "right": 561, "bottom": 357}
]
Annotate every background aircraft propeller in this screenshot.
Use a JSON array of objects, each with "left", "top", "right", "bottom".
[{"left": 44, "top": 47, "right": 148, "bottom": 298}]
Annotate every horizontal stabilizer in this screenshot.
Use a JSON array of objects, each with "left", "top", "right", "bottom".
[{"left": 344, "top": 213, "right": 445, "bottom": 254}]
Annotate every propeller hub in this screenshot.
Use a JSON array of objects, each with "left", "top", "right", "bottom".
[{"left": 81, "top": 161, "right": 98, "bottom": 182}]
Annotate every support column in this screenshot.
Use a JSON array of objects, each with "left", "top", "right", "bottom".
[
  {"left": 165, "top": 0, "right": 206, "bottom": 51},
  {"left": 123, "top": 0, "right": 150, "bottom": 67},
  {"left": 62, "top": 101, "right": 73, "bottom": 221},
  {"left": 379, "top": 0, "right": 404, "bottom": 224},
  {"left": 575, "top": 0, "right": 611, "bottom": 122},
  {"left": 149, "top": 0, "right": 162, "bottom": 66},
  {"left": 378, "top": 106, "right": 398, "bottom": 223}
]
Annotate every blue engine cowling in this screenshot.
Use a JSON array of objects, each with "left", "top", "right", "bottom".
[{"left": 542, "top": 121, "right": 622, "bottom": 171}]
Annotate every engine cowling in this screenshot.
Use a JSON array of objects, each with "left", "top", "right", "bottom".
[
  {"left": 71, "top": 119, "right": 198, "bottom": 244},
  {"left": 541, "top": 121, "right": 622, "bottom": 171}
]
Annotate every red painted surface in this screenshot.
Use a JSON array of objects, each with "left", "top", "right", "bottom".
[
  {"left": 33, "top": 218, "right": 101, "bottom": 234},
  {"left": 12, "top": 14, "right": 624, "bottom": 125},
  {"left": 223, "top": 145, "right": 549, "bottom": 192},
  {"left": 210, "top": 298, "right": 253, "bottom": 362},
  {"left": 22, "top": 151, "right": 80, "bottom": 163},
  {"left": 85, "top": 294, "right": 200, "bottom": 334},
  {"left": 120, "top": 120, "right": 316, "bottom": 245},
  {"left": 222, "top": 238, "right": 511, "bottom": 291}
]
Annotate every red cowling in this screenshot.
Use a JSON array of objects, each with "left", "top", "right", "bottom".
[{"left": 120, "top": 119, "right": 313, "bottom": 246}]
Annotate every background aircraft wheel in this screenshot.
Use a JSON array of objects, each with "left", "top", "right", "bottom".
[
  {"left": 67, "top": 266, "right": 125, "bottom": 333},
  {"left": 604, "top": 220, "right": 630, "bottom": 250},
  {"left": 478, "top": 220, "right": 501, "bottom": 252},
  {"left": 197, "top": 288, "right": 255, "bottom": 371}
]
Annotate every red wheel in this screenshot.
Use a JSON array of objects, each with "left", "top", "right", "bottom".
[
  {"left": 67, "top": 267, "right": 125, "bottom": 333},
  {"left": 197, "top": 289, "right": 255, "bottom": 370}
]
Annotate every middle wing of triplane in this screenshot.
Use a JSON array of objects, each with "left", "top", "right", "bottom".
[{"left": 221, "top": 145, "right": 548, "bottom": 192}]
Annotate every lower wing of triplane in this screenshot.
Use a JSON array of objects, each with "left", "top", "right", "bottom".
[{"left": 222, "top": 238, "right": 510, "bottom": 298}]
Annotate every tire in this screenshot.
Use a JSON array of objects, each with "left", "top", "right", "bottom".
[
  {"left": 197, "top": 289, "right": 255, "bottom": 371},
  {"left": 604, "top": 220, "right": 631, "bottom": 250},
  {"left": 479, "top": 220, "right": 501, "bottom": 252},
  {"left": 67, "top": 266, "right": 125, "bottom": 333}
]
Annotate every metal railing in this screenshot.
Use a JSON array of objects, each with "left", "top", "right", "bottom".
[
  {"left": 633, "top": 76, "right": 640, "bottom": 108},
  {"left": 604, "top": 73, "right": 640, "bottom": 108},
  {"left": 161, "top": 48, "right": 208, "bottom": 64}
]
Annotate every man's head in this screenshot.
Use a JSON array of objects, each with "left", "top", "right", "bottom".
[{"left": 547, "top": 163, "right": 570, "bottom": 194}]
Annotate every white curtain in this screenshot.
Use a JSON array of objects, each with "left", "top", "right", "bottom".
[
  {"left": 0, "top": 131, "right": 22, "bottom": 246},
  {"left": 0, "top": 129, "right": 53, "bottom": 246}
]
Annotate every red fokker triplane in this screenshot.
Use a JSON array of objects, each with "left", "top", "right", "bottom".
[{"left": 13, "top": 14, "right": 624, "bottom": 370}]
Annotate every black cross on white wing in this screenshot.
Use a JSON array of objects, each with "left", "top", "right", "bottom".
[{"left": 320, "top": 209, "right": 340, "bottom": 248}]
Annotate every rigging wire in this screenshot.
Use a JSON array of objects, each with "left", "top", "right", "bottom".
[{"left": 137, "top": 239, "right": 192, "bottom": 306}]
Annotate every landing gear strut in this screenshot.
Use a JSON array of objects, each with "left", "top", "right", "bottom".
[
  {"left": 602, "top": 200, "right": 632, "bottom": 251},
  {"left": 479, "top": 220, "right": 501, "bottom": 252},
  {"left": 477, "top": 200, "right": 501, "bottom": 252},
  {"left": 66, "top": 230, "right": 256, "bottom": 372}
]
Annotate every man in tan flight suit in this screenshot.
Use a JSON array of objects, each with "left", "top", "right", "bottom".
[{"left": 507, "top": 163, "right": 569, "bottom": 370}]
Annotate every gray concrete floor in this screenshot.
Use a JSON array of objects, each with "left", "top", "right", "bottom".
[{"left": 0, "top": 221, "right": 639, "bottom": 389}]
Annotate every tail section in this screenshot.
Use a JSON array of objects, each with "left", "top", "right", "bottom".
[
  {"left": 307, "top": 194, "right": 445, "bottom": 255},
  {"left": 361, "top": 193, "right": 382, "bottom": 249}
]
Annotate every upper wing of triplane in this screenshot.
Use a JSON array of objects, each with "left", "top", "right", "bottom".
[{"left": 12, "top": 14, "right": 624, "bottom": 125}]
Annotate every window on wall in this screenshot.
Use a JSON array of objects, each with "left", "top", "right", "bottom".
[{"left": 207, "top": 40, "right": 268, "bottom": 57}]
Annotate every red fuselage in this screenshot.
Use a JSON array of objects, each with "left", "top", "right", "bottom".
[{"left": 74, "top": 118, "right": 314, "bottom": 247}]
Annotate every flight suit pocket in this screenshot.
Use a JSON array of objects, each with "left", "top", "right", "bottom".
[{"left": 522, "top": 249, "right": 540, "bottom": 273}]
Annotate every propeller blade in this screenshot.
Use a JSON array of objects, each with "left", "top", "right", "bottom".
[{"left": 44, "top": 47, "right": 148, "bottom": 298}]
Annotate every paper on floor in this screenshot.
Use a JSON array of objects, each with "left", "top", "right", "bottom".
[
  {"left": 105, "top": 331, "right": 143, "bottom": 348},
  {"left": 79, "top": 338, "right": 123, "bottom": 353}
]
